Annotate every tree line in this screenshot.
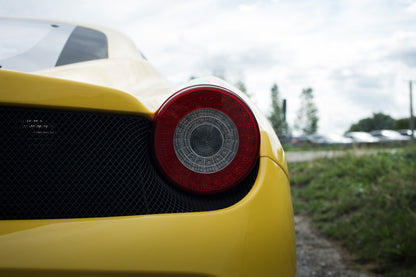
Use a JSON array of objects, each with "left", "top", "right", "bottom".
[
  {"left": 264, "top": 83, "right": 411, "bottom": 136},
  {"left": 230, "top": 80, "right": 320, "bottom": 138},
  {"left": 268, "top": 83, "right": 318, "bottom": 138},
  {"left": 347, "top": 113, "right": 411, "bottom": 132}
]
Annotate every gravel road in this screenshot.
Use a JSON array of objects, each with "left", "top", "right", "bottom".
[
  {"left": 295, "top": 215, "right": 372, "bottom": 277},
  {"left": 286, "top": 149, "right": 397, "bottom": 163}
]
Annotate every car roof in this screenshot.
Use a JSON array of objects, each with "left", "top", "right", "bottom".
[{"left": 0, "top": 17, "right": 145, "bottom": 72}]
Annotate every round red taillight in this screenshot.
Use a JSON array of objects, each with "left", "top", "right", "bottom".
[{"left": 153, "top": 85, "right": 260, "bottom": 195}]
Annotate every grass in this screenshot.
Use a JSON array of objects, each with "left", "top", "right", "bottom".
[
  {"left": 290, "top": 146, "right": 416, "bottom": 276},
  {"left": 283, "top": 143, "right": 350, "bottom": 152}
]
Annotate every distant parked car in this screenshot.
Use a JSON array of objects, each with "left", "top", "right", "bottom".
[
  {"left": 290, "top": 136, "right": 311, "bottom": 147},
  {"left": 370, "top": 130, "right": 410, "bottom": 143},
  {"left": 344, "top": 132, "right": 379, "bottom": 144},
  {"left": 307, "top": 134, "right": 353, "bottom": 146},
  {"left": 397, "top": 129, "right": 415, "bottom": 140},
  {"left": 307, "top": 135, "right": 329, "bottom": 146},
  {"left": 398, "top": 129, "right": 412, "bottom": 136},
  {"left": 327, "top": 134, "right": 353, "bottom": 146}
]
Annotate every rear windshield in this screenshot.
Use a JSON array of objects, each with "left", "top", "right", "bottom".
[{"left": 0, "top": 18, "right": 108, "bottom": 72}]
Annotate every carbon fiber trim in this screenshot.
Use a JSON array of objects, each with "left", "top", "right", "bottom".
[{"left": 0, "top": 106, "right": 258, "bottom": 219}]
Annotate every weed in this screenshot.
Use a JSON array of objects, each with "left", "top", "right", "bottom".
[{"left": 290, "top": 146, "right": 416, "bottom": 276}]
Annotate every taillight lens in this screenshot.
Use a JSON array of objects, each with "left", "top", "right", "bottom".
[{"left": 153, "top": 85, "right": 260, "bottom": 195}]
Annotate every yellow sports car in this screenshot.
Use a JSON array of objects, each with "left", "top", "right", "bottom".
[{"left": 0, "top": 17, "right": 296, "bottom": 277}]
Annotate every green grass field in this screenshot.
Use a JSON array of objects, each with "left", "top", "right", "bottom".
[{"left": 290, "top": 146, "right": 416, "bottom": 276}]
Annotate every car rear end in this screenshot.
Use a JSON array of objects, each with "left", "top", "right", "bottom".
[{"left": 0, "top": 17, "right": 296, "bottom": 277}]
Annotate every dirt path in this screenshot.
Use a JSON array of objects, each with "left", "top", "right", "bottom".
[
  {"left": 286, "top": 149, "right": 397, "bottom": 163},
  {"left": 295, "top": 215, "right": 372, "bottom": 277}
]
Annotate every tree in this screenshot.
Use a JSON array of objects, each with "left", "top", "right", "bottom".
[
  {"left": 347, "top": 113, "right": 394, "bottom": 132},
  {"left": 394, "top": 118, "right": 410, "bottom": 130},
  {"left": 268, "top": 83, "right": 288, "bottom": 137},
  {"left": 294, "top": 88, "right": 318, "bottom": 135}
]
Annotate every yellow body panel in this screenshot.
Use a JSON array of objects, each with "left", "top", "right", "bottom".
[
  {"left": 0, "top": 69, "right": 152, "bottom": 119},
  {"left": 1, "top": 61, "right": 295, "bottom": 276},
  {"left": 0, "top": 157, "right": 295, "bottom": 277}
]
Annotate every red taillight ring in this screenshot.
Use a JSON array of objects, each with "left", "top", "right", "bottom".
[{"left": 153, "top": 85, "right": 260, "bottom": 195}]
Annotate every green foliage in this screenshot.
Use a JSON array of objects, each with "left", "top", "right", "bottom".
[
  {"left": 290, "top": 147, "right": 416, "bottom": 276},
  {"left": 294, "top": 88, "right": 319, "bottom": 135},
  {"left": 268, "top": 83, "right": 288, "bottom": 136},
  {"left": 394, "top": 118, "right": 410, "bottom": 130},
  {"left": 348, "top": 112, "right": 395, "bottom": 132}
]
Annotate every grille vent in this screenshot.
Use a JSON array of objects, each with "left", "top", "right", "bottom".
[{"left": 0, "top": 106, "right": 258, "bottom": 219}]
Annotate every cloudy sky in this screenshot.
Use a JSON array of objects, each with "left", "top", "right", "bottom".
[{"left": 1, "top": 0, "right": 416, "bottom": 135}]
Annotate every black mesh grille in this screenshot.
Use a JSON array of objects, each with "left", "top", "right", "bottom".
[{"left": 0, "top": 106, "right": 258, "bottom": 220}]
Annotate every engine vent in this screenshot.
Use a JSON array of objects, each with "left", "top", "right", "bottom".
[{"left": 0, "top": 106, "right": 258, "bottom": 219}]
